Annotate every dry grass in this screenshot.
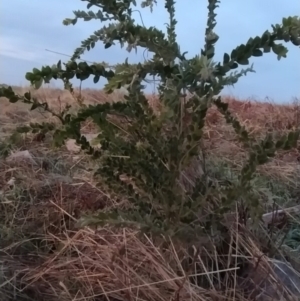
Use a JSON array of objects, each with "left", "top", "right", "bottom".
[
  {"left": 0, "top": 226, "right": 291, "bottom": 301},
  {"left": 1, "top": 86, "right": 300, "bottom": 301}
]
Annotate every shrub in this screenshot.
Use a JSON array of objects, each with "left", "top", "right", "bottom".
[{"left": 1, "top": 0, "right": 300, "bottom": 243}]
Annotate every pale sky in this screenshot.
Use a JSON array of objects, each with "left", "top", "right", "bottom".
[{"left": 0, "top": 0, "right": 299, "bottom": 102}]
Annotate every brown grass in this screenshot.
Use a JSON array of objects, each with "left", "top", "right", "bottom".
[
  {"left": 0, "top": 226, "right": 287, "bottom": 301},
  {"left": 1, "top": 86, "right": 300, "bottom": 301}
]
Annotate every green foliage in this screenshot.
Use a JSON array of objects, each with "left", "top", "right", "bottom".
[
  {"left": 0, "top": 134, "right": 19, "bottom": 158},
  {"left": 1, "top": 1, "right": 300, "bottom": 242}
]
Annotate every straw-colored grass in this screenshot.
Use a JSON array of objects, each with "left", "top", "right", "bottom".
[{"left": 0, "top": 225, "right": 289, "bottom": 301}]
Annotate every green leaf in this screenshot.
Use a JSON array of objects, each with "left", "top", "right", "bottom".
[
  {"left": 67, "top": 61, "right": 77, "bottom": 70},
  {"left": 252, "top": 49, "right": 263, "bottom": 57},
  {"left": 261, "top": 31, "right": 270, "bottom": 44},
  {"left": 252, "top": 36, "right": 261, "bottom": 47},
  {"left": 32, "top": 68, "right": 40, "bottom": 75},
  {"left": 78, "top": 62, "right": 88, "bottom": 71},
  {"left": 93, "top": 75, "right": 100, "bottom": 83},
  {"left": 282, "top": 32, "right": 290, "bottom": 42},
  {"left": 236, "top": 58, "right": 249, "bottom": 65},
  {"left": 78, "top": 71, "right": 90, "bottom": 81},
  {"left": 44, "top": 74, "right": 53, "bottom": 83},
  {"left": 53, "top": 130, "right": 67, "bottom": 147},
  {"left": 16, "top": 126, "right": 30, "bottom": 134},
  {"left": 30, "top": 102, "right": 40, "bottom": 111},
  {"left": 272, "top": 44, "right": 288, "bottom": 60},
  {"left": 34, "top": 77, "right": 43, "bottom": 89},
  {"left": 25, "top": 72, "right": 34, "bottom": 81},
  {"left": 105, "top": 43, "right": 112, "bottom": 49},
  {"left": 231, "top": 49, "right": 237, "bottom": 60},
  {"left": 230, "top": 62, "right": 238, "bottom": 69},
  {"left": 9, "top": 95, "right": 19, "bottom": 103},
  {"left": 24, "top": 92, "right": 31, "bottom": 100},
  {"left": 41, "top": 65, "right": 52, "bottom": 75},
  {"left": 223, "top": 53, "right": 230, "bottom": 64},
  {"left": 263, "top": 45, "right": 271, "bottom": 53}
]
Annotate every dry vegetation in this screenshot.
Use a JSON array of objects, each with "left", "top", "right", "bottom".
[{"left": 1, "top": 86, "right": 300, "bottom": 301}]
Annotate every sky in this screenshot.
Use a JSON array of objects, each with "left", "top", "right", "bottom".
[{"left": 0, "top": 0, "right": 299, "bottom": 103}]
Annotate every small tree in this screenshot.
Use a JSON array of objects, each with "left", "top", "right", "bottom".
[{"left": 1, "top": 0, "right": 300, "bottom": 242}]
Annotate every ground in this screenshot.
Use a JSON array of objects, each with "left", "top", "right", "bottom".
[{"left": 1, "top": 86, "right": 300, "bottom": 301}]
